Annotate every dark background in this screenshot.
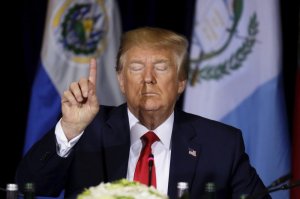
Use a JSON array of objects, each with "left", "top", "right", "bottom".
[{"left": 0, "top": 0, "right": 299, "bottom": 197}]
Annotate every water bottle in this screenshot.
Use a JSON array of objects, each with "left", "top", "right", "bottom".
[
  {"left": 23, "top": 183, "right": 35, "bottom": 199},
  {"left": 177, "top": 182, "right": 189, "bottom": 199},
  {"left": 6, "top": 183, "right": 18, "bottom": 199},
  {"left": 202, "top": 182, "right": 216, "bottom": 199}
]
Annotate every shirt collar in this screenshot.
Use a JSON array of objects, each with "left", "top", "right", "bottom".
[{"left": 128, "top": 109, "right": 173, "bottom": 150}]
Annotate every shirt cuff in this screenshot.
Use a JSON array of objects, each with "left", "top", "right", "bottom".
[{"left": 55, "top": 119, "right": 83, "bottom": 157}]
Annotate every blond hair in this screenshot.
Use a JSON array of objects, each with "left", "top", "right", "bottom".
[{"left": 116, "top": 27, "right": 189, "bottom": 80}]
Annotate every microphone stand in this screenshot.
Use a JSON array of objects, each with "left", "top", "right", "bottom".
[
  {"left": 148, "top": 154, "right": 154, "bottom": 187},
  {"left": 247, "top": 180, "right": 300, "bottom": 199},
  {"left": 266, "top": 173, "right": 291, "bottom": 189},
  {"left": 267, "top": 181, "right": 300, "bottom": 195}
]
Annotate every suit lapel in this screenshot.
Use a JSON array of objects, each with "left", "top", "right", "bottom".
[
  {"left": 102, "top": 105, "right": 202, "bottom": 198},
  {"left": 102, "top": 104, "right": 131, "bottom": 182},
  {"left": 168, "top": 110, "right": 201, "bottom": 199}
]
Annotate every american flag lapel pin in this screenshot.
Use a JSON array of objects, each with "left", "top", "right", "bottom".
[{"left": 188, "top": 148, "right": 197, "bottom": 157}]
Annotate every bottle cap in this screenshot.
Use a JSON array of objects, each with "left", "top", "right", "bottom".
[
  {"left": 6, "top": 184, "right": 18, "bottom": 191},
  {"left": 240, "top": 194, "right": 249, "bottom": 199},
  {"left": 24, "top": 183, "right": 35, "bottom": 191},
  {"left": 177, "top": 182, "right": 189, "bottom": 189},
  {"left": 205, "top": 182, "right": 216, "bottom": 192}
]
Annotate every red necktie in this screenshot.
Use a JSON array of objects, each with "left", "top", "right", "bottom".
[{"left": 134, "top": 131, "right": 159, "bottom": 187}]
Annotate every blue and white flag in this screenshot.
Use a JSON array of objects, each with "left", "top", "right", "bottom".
[
  {"left": 184, "top": 0, "right": 290, "bottom": 198},
  {"left": 24, "top": 1, "right": 124, "bottom": 197},
  {"left": 25, "top": 0, "right": 124, "bottom": 153}
]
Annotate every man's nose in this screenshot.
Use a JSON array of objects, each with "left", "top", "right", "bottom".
[{"left": 143, "top": 66, "right": 157, "bottom": 84}]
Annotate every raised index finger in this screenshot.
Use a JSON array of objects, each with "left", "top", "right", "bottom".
[{"left": 89, "top": 58, "right": 97, "bottom": 85}]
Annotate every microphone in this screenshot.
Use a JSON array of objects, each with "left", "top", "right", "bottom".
[
  {"left": 148, "top": 153, "right": 154, "bottom": 187},
  {"left": 266, "top": 173, "right": 291, "bottom": 189},
  {"left": 246, "top": 180, "right": 300, "bottom": 199}
]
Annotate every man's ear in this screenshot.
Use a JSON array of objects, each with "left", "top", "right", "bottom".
[
  {"left": 177, "top": 80, "right": 187, "bottom": 95},
  {"left": 117, "top": 72, "right": 125, "bottom": 94}
]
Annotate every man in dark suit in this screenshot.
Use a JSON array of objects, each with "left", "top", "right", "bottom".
[{"left": 16, "top": 27, "right": 271, "bottom": 199}]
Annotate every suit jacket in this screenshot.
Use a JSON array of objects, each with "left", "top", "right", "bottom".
[{"left": 16, "top": 104, "right": 271, "bottom": 199}]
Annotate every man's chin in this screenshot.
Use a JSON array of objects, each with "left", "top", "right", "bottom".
[{"left": 140, "top": 103, "right": 160, "bottom": 112}]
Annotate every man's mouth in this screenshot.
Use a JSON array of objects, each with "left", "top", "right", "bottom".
[{"left": 141, "top": 92, "right": 158, "bottom": 96}]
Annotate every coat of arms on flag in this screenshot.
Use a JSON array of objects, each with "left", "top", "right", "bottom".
[{"left": 189, "top": 0, "right": 258, "bottom": 85}]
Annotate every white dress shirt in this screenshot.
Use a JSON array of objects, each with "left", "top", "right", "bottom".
[
  {"left": 127, "top": 110, "right": 173, "bottom": 195},
  {"left": 55, "top": 109, "right": 173, "bottom": 194}
]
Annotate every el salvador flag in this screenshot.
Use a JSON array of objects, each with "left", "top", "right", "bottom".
[
  {"left": 183, "top": 0, "right": 290, "bottom": 199},
  {"left": 24, "top": 0, "right": 124, "bottom": 198}
]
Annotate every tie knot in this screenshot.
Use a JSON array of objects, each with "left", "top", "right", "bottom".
[{"left": 141, "top": 131, "right": 159, "bottom": 146}]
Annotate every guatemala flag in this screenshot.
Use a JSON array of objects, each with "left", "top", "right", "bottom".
[
  {"left": 183, "top": 0, "right": 290, "bottom": 199},
  {"left": 24, "top": 0, "right": 124, "bottom": 198}
]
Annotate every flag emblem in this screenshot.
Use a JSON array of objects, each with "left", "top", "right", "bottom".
[
  {"left": 189, "top": 0, "right": 259, "bottom": 85},
  {"left": 52, "top": 0, "right": 108, "bottom": 64}
]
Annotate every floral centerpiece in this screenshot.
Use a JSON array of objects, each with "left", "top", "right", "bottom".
[{"left": 77, "top": 179, "right": 169, "bottom": 199}]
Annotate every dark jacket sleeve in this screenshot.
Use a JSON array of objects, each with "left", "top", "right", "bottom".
[
  {"left": 15, "top": 105, "right": 115, "bottom": 197},
  {"left": 230, "top": 131, "right": 271, "bottom": 199},
  {"left": 15, "top": 129, "right": 73, "bottom": 197}
]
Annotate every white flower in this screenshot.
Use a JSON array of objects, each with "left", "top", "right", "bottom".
[{"left": 77, "top": 179, "right": 169, "bottom": 199}]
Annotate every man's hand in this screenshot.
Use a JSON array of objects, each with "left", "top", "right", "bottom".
[{"left": 61, "top": 58, "right": 100, "bottom": 140}]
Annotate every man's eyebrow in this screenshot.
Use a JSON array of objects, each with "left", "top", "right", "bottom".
[
  {"left": 128, "top": 60, "right": 144, "bottom": 64},
  {"left": 153, "top": 59, "right": 169, "bottom": 64}
]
